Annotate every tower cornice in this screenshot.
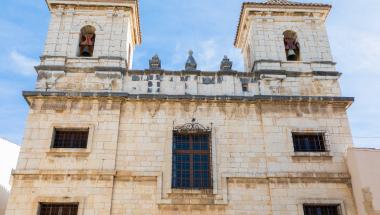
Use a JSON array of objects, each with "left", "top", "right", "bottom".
[
  {"left": 234, "top": 1, "right": 331, "bottom": 48},
  {"left": 45, "top": 0, "right": 141, "bottom": 45}
]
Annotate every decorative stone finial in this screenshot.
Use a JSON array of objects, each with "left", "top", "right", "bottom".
[
  {"left": 185, "top": 50, "right": 197, "bottom": 71},
  {"left": 149, "top": 54, "right": 161, "bottom": 70},
  {"left": 220, "top": 55, "right": 233, "bottom": 71}
]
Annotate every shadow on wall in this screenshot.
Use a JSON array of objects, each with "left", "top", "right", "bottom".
[{"left": 0, "top": 185, "right": 9, "bottom": 215}]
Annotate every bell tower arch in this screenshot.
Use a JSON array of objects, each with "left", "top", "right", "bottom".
[
  {"left": 235, "top": 0, "right": 334, "bottom": 73},
  {"left": 42, "top": 0, "right": 141, "bottom": 69}
]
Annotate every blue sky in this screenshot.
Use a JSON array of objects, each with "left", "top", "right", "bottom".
[{"left": 0, "top": 0, "right": 379, "bottom": 148}]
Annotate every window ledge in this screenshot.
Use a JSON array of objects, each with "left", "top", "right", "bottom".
[
  {"left": 170, "top": 188, "right": 214, "bottom": 195},
  {"left": 291, "top": 152, "right": 332, "bottom": 162},
  {"left": 46, "top": 149, "right": 90, "bottom": 157},
  {"left": 293, "top": 151, "right": 331, "bottom": 156},
  {"left": 158, "top": 189, "right": 227, "bottom": 206}
]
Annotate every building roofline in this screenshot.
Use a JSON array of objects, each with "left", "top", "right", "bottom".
[
  {"left": 23, "top": 91, "right": 354, "bottom": 109},
  {"left": 234, "top": 1, "right": 332, "bottom": 47},
  {"left": 348, "top": 147, "right": 380, "bottom": 152}
]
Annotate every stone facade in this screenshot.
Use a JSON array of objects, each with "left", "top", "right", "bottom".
[{"left": 6, "top": 0, "right": 359, "bottom": 215}]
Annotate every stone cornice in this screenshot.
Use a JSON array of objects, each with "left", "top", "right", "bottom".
[
  {"left": 45, "top": 0, "right": 141, "bottom": 45},
  {"left": 35, "top": 65, "right": 341, "bottom": 77},
  {"left": 23, "top": 91, "right": 354, "bottom": 108},
  {"left": 12, "top": 169, "right": 350, "bottom": 184},
  {"left": 235, "top": 2, "right": 331, "bottom": 48}
]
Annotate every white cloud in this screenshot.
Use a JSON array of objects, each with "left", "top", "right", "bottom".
[
  {"left": 0, "top": 138, "right": 20, "bottom": 191},
  {"left": 9, "top": 50, "right": 38, "bottom": 76}
]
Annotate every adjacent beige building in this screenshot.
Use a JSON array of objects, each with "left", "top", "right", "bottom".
[
  {"left": 5, "top": 0, "right": 370, "bottom": 214},
  {"left": 0, "top": 186, "right": 9, "bottom": 215},
  {"left": 347, "top": 148, "right": 380, "bottom": 215}
]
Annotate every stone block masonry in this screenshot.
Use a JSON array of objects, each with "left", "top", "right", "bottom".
[{"left": 5, "top": 0, "right": 361, "bottom": 214}]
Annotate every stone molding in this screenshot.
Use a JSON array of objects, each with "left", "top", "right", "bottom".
[
  {"left": 296, "top": 199, "right": 348, "bottom": 215},
  {"left": 23, "top": 91, "right": 354, "bottom": 106},
  {"left": 35, "top": 64, "right": 341, "bottom": 77},
  {"left": 45, "top": 123, "right": 95, "bottom": 157},
  {"left": 11, "top": 170, "right": 352, "bottom": 206}
]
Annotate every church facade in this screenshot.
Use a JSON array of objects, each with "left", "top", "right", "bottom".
[{"left": 6, "top": 0, "right": 359, "bottom": 214}]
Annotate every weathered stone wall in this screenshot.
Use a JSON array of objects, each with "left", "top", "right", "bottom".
[
  {"left": 16, "top": 98, "right": 121, "bottom": 171},
  {"left": 6, "top": 174, "right": 113, "bottom": 215},
  {"left": 6, "top": 0, "right": 358, "bottom": 214},
  {"left": 44, "top": 6, "right": 133, "bottom": 59},
  {"left": 246, "top": 15, "right": 333, "bottom": 64},
  {"left": 34, "top": 70, "right": 342, "bottom": 97},
  {"left": 237, "top": 5, "right": 335, "bottom": 73},
  {"left": 6, "top": 97, "right": 356, "bottom": 214}
]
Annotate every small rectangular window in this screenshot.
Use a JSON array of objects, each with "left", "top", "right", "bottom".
[
  {"left": 292, "top": 132, "right": 326, "bottom": 152},
  {"left": 39, "top": 203, "right": 78, "bottom": 215},
  {"left": 172, "top": 131, "right": 212, "bottom": 189},
  {"left": 303, "top": 204, "right": 341, "bottom": 215},
  {"left": 53, "top": 129, "right": 89, "bottom": 149}
]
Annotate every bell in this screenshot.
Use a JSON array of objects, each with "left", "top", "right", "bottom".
[
  {"left": 81, "top": 46, "right": 91, "bottom": 57},
  {"left": 287, "top": 49, "right": 296, "bottom": 57},
  {"left": 287, "top": 49, "right": 297, "bottom": 60}
]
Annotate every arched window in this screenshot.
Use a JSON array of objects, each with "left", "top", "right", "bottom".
[
  {"left": 79, "top": 25, "right": 96, "bottom": 57},
  {"left": 283, "top": 30, "right": 300, "bottom": 61}
]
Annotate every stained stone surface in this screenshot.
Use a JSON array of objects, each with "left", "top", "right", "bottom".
[{"left": 5, "top": 0, "right": 360, "bottom": 215}]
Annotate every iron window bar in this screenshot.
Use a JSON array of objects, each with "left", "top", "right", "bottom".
[
  {"left": 39, "top": 203, "right": 79, "bottom": 215},
  {"left": 172, "top": 121, "right": 212, "bottom": 189},
  {"left": 303, "top": 204, "right": 341, "bottom": 215},
  {"left": 292, "top": 132, "right": 327, "bottom": 152},
  {"left": 52, "top": 128, "right": 89, "bottom": 149}
]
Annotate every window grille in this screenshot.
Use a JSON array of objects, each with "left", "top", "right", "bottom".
[
  {"left": 303, "top": 204, "right": 341, "bottom": 215},
  {"left": 172, "top": 121, "right": 212, "bottom": 189},
  {"left": 39, "top": 203, "right": 78, "bottom": 215},
  {"left": 52, "top": 129, "right": 89, "bottom": 149},
  {"left": 292, "top": 132, "right": 326, "bottom": 152}
]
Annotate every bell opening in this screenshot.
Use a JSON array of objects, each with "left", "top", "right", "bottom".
[
  {"left": 283, "top": 30, "right": 300, "bottom": 61},
  {"left": 78, "top": 25, "right": 96, "bottom": 57},
  {"left": 287, "top": 49, "right": 297, "bottom": 61},
  {"left": 80, "top": 46, "right": 92, "bottom": 57}
]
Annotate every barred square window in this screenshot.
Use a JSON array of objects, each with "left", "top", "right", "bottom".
[
  {"left": 172, "top": 131, "right": 212, "bottom": 189},
  {"left": 303, "top": 204, "right": 341, "bottom": 215},
  {"left": 292, "top": 132, "right": 326, "bottom": 152},
  {"left": 39, "top": 203, "right": 78, "bottom": 215},
  {"left": 52, "top": 129, "right": 89, "bottom": 149}
]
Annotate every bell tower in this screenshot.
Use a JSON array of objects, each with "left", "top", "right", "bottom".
[
  {"left": 235, "top": 0, "right": 334, "bottom": 73},
  {"left": 35, "top": 0, "right": 141, "bottom": 92},
  {"left": 43, "top": 0, "right": 141, "bottom": 67}
]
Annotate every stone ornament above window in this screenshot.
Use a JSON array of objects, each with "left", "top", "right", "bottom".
[{"left": 174, "top": 119, "right": 211, "bottom": 133}]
